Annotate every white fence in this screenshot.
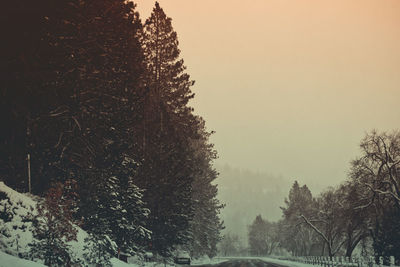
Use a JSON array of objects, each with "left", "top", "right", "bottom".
[{"left": 289, "top": 256, "right": 398, "bottom": 267}]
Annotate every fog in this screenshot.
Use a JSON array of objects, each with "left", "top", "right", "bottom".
[
  {"left": 215, "top": 165, "right": 327, "bottom": 245},
  {"left": 2, "top": 0, "right": 400, "bottom": 262},
  {"left": 134, "top": 0, "right": 400, "bottom": 243},
  {"left": 216, "top": 165, "right": 289, "bottom": 245},
  {"left": 135, "top": 0, "right": 400, "bottom": 184}
]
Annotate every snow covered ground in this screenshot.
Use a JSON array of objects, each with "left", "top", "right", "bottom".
[
  {"left": 0, "top": 250, "right": 140, "bottom": 267},
  {"left": 0, "top": 181, "right": 142, "bottom": 267},
  {"left": 189, "top": 256, "right": 229, "bottom": 266},
  {"left": 0, "top": 181, "right": 38, "bottom": 256},
  {"left": 0, "top": 251, "right": 313, "bottom": 267},
  {"left": 0, "top": 251, "right": 46, "bottom": 267},
  {"left": 0, "top": 181, "right": 315, "bottom": 267},
  {"left": 0, "top": 181, "right": 229, "bottom": 267}
]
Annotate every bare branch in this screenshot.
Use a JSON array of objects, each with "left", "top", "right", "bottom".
[
  {"left": 364, "top": 182, "right": 400, "bottom": 203},
  {"left": 332, "top": 238, "right": 347, "bottom": 255},
  {"left": 300, "top": 215, "right": 329, "bottom": 245}
]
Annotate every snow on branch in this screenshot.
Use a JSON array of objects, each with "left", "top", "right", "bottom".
[
  {"left": 364, "top": 182, "right": 400, "bottom": 203},
  {"left": 299, "top": 215, "right": 329, "bottom": 245}
]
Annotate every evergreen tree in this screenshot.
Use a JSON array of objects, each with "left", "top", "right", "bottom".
[
  {"left": 248, "top": 215, "right": 279, "bottom": 256},
  {"left": 1, "top": 0, "right": 224, "bottom": 261},
  {"left": 280, "top": 181, "right": 318, "bottom": 256},
  {"left": 1, "top": 0, "right": 151, "bottom": 251},
  {"left": 1, "top": 0, "right": 147, "bottom": 194},
  {"left": 188, "top": 118, "right": 224, "bottom": 258},
  {"left": 83, "top": 150, "right": 150, "bottom": 256},
  {"left": 248, "top": 215, "right": 268, "bottom": 256},
  {"left": 138, "top": 2, "right": 198, "bottom": 256},
  {"left": 83, "top": 233, "right": 117, "bottom": 267}
]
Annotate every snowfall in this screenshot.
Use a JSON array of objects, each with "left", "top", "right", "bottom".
[{"left": 0, "top": 181, "right": 316, "bottom": 267}]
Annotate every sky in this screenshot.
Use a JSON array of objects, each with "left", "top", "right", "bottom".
[{"left": 134, "top": 0, "right": 400, "bottom": 188}]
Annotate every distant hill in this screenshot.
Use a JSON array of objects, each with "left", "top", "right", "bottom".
[
  {"left": 215, "top": 165, "right": 289, "bottom": 245},
  {"left": 215, "top": 164, "right": 325, "bottom": 245}
]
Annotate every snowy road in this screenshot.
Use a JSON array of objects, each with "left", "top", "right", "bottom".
[{"left": 196, "top": 259, "right": 285, "bottom": 267}]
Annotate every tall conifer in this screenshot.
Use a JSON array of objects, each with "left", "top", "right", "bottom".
[{"left": 139, "top": 2, "right": 197, "bottom": 255}]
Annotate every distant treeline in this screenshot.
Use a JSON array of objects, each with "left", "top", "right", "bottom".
[
  {"left": 224, "top": 131, "right": 400, "bottom": 264},
  {"left": 0, "top": 0, "right": 223, "bottom": 259}
]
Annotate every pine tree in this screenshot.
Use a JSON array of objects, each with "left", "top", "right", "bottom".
[
  {"left": 118, "top": 164, "right": 151, "bottom": 254},
  {"left": 1, "top": 0, "right": 151, "bottom": 251},
  {"left": 1, "top": 0, "right": 224, "bottom": 261},
  {"left": 138, "top": 2, "right": 197, "bottom": 256},
  {"left": 248, "top": 215, "right": 279, "bottom": 256},
  {"left": 0, "top": 0, "right": 147, "bottom": 196},
  {"left": 83, "top": 233, "right": 117, "bottom": 267},
  {"left": 280, "top": 181, "right": 318, "bottom": 256},
  {"left": 248, "top": 215, "right": 269, "bottom": 256},
  {"left": 188, "top": 118, "right": 224, "bottom": 258},
  {"left": 83, "top": 148, "right": 150, "bottom": 256},
  {"left": 142, "top": 2, "right": 194, "bottom": 129}
]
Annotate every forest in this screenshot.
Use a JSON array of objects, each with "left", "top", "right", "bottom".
[
  {"left": 1, "top": 0, "right": 399, "bottom": 266},
  {"left": 0, "top": 0, "right": 223, "bottom": 264},
  {"left": 240, "top": 130, "right": 400, "bottom": 264}
]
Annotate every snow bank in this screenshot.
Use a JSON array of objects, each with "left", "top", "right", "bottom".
[
  {"left": 0, "top": 182, "right": 37, "bottom": 208},
  {"left": 259, "top": 257, "right": 314, "bottom": 267},
  {"left": 192, "top": 256, "right": 230, "bottom": 266},
  {"left": 0, "top": 251, "right": 46, "bottom": 267},
  {"left": 0, "top": 182, "right": 177, "bottom": 267},
  {"left": 0, "top": 181, "right": 37, "bottom": 256},
  {"left": 69, "top": 226, "right": 90, "bottom": 260},
  {"left": 111, "top": 257, "right": 139, "bottom": 267},
  {"left": 0, "top": 181, "right": 89, "bottom": 264}
]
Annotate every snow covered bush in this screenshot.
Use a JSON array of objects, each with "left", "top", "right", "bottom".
[
  {"left": 83, "top": 233, "right": 117, "bottom": 267},
  {"left": 0, "top": 181, "right": 136, "bottom": 266},
  {"left": 29, "top": 182, "right": 78, "bottom": 266},
  {"left": 0, "top": 182, "right": 37, "bottom": 258}
]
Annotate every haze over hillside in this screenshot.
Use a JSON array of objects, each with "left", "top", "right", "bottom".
[{"left": 215, "top": 164, "right": 327, "bottom": 244}]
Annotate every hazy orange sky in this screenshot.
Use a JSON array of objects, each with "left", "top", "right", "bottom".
[{"left": 134, "top": 0, "right": 400, "bottom": 188}]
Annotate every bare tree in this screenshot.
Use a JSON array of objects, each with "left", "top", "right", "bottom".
[
  {"left": 300, "top": 188, "right": 345, "bottom": 258},
  {"left": 350, "top": 130, "right": 400, "bottom": 208},
  {"left": 338, "top": 182, "right": 369, "bottom": 257},
  {"left": 349, "top": 130, "right": 400, "bottom": 261}
]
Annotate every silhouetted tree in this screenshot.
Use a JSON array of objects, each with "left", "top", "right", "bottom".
[
  {"left": 188, "top": 118, "right": 224, "bottom": 258},
  {"left": 280, "top": 181, "right": 318, "bottom": 256},
  {"left": 350, "top": 130, "right": 400, "bottom": 262},
  {"left": 138, "top": 2, "right": 199, "bottom": 256}
]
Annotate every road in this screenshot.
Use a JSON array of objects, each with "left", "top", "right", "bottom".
[{"left": 196, "top": 259, "right": 285, "bottom": 267}]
